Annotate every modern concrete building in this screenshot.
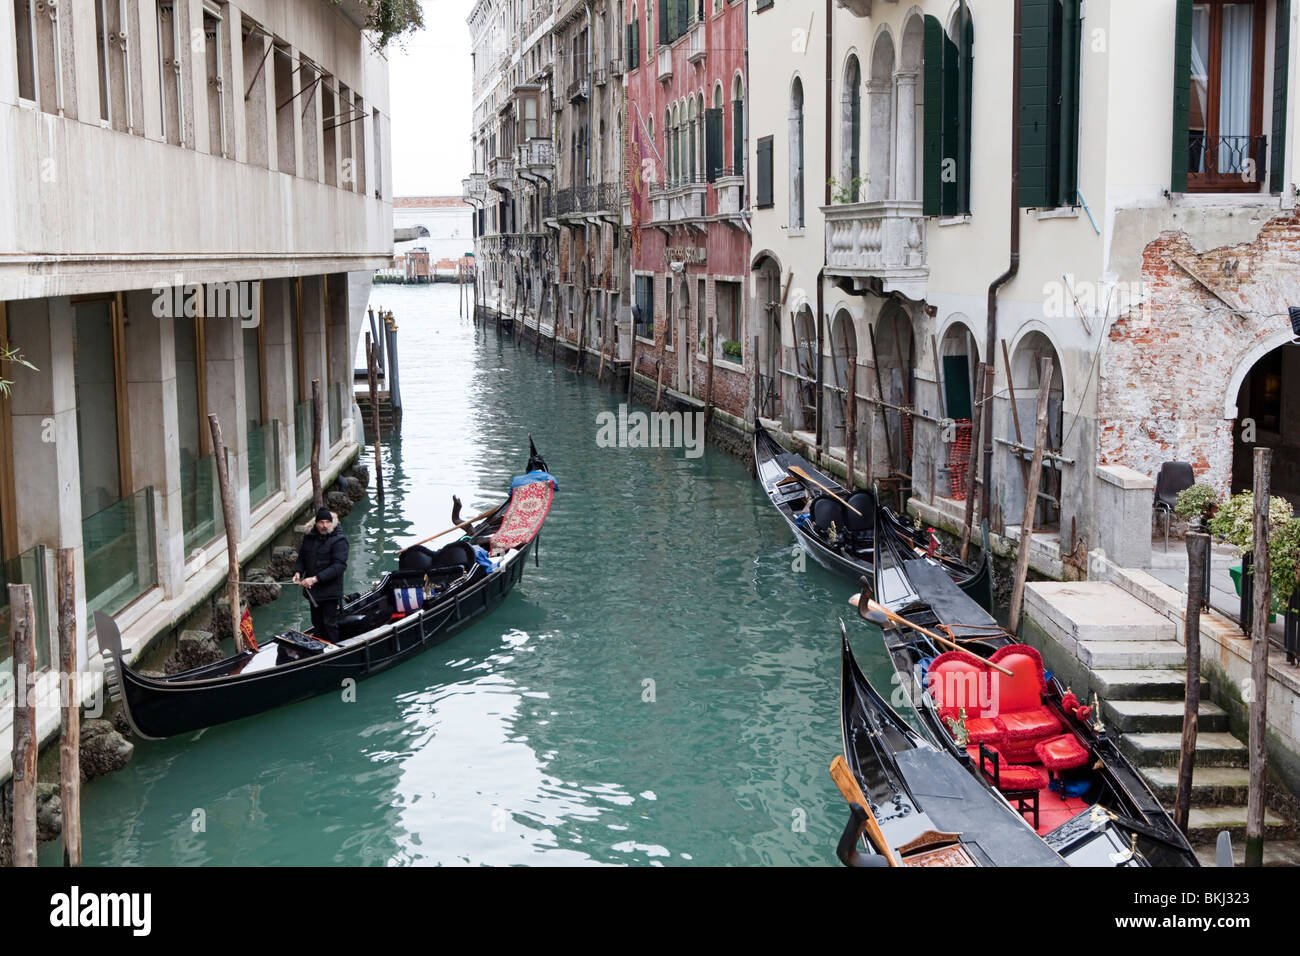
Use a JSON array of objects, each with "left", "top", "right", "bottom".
[
  {"left": 1, "top": 0, "right": 392, "bottom": 770},
  {"left": 626, "top": 0, "right": 751, "bottom": 422}
]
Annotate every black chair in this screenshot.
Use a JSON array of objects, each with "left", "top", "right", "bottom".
[{"left": 1153, "top": 462, "right": 1195, "bottom": 552}]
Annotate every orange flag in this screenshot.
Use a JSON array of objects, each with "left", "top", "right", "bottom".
[{"left": 240, "top": 606, "right": 259, "bottom": 652}]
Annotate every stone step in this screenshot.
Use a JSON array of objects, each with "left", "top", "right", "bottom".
[
  {"left": 1119, "top": 732, "right": 1248, "bottom": 769},
  {"left": 1091, "top": 669, "right": 1209, "bottom": 701},
  {"left": 1025, "top": 581, "right": 1177, "bottom": 656},
  {"left": 1103, "top": 699, "right": 1228, "bottom": 734},
  {"left": 1194, "top": 839, "right": 1300, "bottom": 866},
  {"left": 1078, "top": 640, "right": 1186, "bottom": 670},
  {"left": 1141, "top": 766, "right": 1255, "bottom": 807},
  {"left": 1184, "top": 805, "right": 1292, "bottom": 845}
]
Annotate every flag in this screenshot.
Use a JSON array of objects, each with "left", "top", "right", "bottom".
[
  {"left": 628, "top": 101, "right": 662, "bottom": 261},
  {"left": 240, "top": 606, "right": 259, "bottom": 652}
]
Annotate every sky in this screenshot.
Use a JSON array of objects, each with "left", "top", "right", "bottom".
[{"left": 386, "top": 0, "right": 476, "bottom": 198}]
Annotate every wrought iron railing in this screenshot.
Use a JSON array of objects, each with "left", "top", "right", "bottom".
[{"left": 1187, "top": 134, "right": 1268, "bottom": 186}]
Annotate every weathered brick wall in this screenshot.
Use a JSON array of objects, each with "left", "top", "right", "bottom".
[{"left": 1098, "top": 212, "right": 1300, "bottom": 493}]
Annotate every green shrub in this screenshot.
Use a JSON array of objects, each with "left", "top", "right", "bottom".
[
  {"left": 1173, "top": 483, "right": 1219, "bottom": 523},
  {"left": 1209, "top": 491, "right": 1293, "bottom": 552}
]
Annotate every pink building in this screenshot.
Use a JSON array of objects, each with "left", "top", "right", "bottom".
[{"left": 626, "top": 1, "right": 750, "bottom": 418}]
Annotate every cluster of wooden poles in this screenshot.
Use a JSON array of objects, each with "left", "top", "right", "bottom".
[{"left": 8, "top": 550, "right": 82, "bottom": 866}]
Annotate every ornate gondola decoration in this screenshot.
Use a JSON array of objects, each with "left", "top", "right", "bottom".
[
  {"left": 97, "top": 440, "right": 557, "bottom": 740},
  {"left": 752, "top": 422, "right": 991, "bottom": 611}
]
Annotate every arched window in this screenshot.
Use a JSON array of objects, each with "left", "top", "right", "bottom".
[
  {"left": 689, "top": 97, "right": 698, "bottom": 181},
  {"left": 842, "top": 55, "right": 862, "bottom": 202},
  {"left": 732, "top": 73, "right": 745, "bottom": 176},
  {"left": 790, "top": 78, "right": 805, "bottom": 229},
  {"left": 663, "top": 107, "right": 671, "bottom": 184},
  {"left": 868, "top": 32, "right": 895, "bottom": 201}
]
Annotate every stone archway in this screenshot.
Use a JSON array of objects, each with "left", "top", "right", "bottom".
[
  {"left": 753, "top": 253, "right": 784, "bottom": 421},
  {"left": 1230, "top": 340, "right": 1300, "bottom": 505},
  {"left": 826, "top": 310, "right": 859, "bottom": 452},
  {"left": 1009, "top": 329, "right": 1066, "bottom": 530},
  {"left": 874, "top": 302, "right": 915, "bottom": 477}
]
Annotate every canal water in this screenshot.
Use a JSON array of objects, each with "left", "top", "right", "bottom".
[{"left": 58, "top": 284, "right": 901, "bottom": 867}]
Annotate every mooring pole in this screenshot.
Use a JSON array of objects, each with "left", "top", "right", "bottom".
[
  {"left": 705, "top": 316, "right": 715, "bottom": 426},
  {"left": 366, "top": 334, "right": 385, "bottom": 506},
  {"left": 310, "top": 378, "right": 323, "bottom": 511},
  {"left": 57, "top": 548, "right": 81, "bottom": 866},
  {"left": 1007, "top": 357, "right": 1054, "bottom": 633},
  {"left": 9, "top": 583, "right": 37, "bottom": 866},
  {"left": 628, "top": 314, "right": 638, "bottom": 404},
  {"left": 208, "top": 414, "right": 246, "bottom": 654},
  {"left": 1176, "top": 529, "right": 1209, "bottom": 835},
  {"left": 960, "top": 363, "right": 989, "bottom": 564},
  {"left": 1246, "top": 446, "right": 1272, "bottom": 866}
]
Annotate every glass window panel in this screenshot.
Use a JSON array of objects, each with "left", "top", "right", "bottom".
[
  {"left": 243, "top": 324, "right": 262, "bottom": 430},
  {"left": 174, "top": 314, "right": 201, "bottom": 469},
  {"left": 73, "top": 301, "right": 121, "bottom": 518}
]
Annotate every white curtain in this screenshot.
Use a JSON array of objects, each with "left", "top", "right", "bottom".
[{"left": 1218, "top": 3, "right": 1254, "bottom": 175}]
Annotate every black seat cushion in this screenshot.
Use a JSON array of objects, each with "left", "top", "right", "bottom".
[
  {"left": 844, "top": 492, "right": 875, "bottom": 535},
  {"left": 811, "top": 496, "right": 847, "bottom": 535}
]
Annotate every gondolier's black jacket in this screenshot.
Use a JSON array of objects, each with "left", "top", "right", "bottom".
[{"left": 295, "top": 526, "right": 349, "bottom": 601}]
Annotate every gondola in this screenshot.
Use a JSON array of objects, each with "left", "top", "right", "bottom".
[
  {"left": 753, "top": 421, "right": 991, "bottom": 610},
  {"left": 97, "top": 440, "right": 558, "bottom": 740},
  {"left": 838, "top": 562, "right": 1200, "bottom": 867}
]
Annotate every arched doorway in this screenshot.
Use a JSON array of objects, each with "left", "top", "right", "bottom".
[
  {"left": 1231, "top": 341, "right": 1300, "bottom": 506},
  {"left": 754, "top": 254, "right": 783, "bottom": 421},
  {"left": 826, "top": 310, "right": 859, "bottom": 458},
  {"left": 1009, "top": 330, "right": 1065, "bottom": 529},
  {"left": 789, "top": 304, "right": 817, "bottom": 434},
  {"left": 874, "top": 303, "right": 915, "bottom": 477},
  {"left": 867, "top": 31, "right": 895, "bottom": 202},
  {"left": 937, "top": 320, "right": 979, "bottom": 498}
]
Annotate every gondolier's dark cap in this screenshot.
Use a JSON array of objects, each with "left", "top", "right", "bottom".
[{"left": 315, "top": 507, "right": 333, "bottom": 522}]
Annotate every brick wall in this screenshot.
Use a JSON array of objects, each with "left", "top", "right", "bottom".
[{"left": 1098, "top": 212, "right": 1300, "bottom": 493}]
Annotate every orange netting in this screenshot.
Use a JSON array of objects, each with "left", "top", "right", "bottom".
[{"left": 947, "top": 420, "right": 973, "bottom": 500}]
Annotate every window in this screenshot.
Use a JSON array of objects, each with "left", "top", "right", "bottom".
[
  {"left": 73, "top": 300, "right": 127, "bottom": 518},
  {"left": 300, "top": 60, "right": 321, "bottom": 181},
  {"left": 355, "top": 93, "right": 367, "bottom": 194},
  {"left": 96, "top": 0, "right": 143, "bottom": 134},
  {"left": 756, "top": 135, "right": 774, "bottom": 207},
  {"left": 715, "top": 281, "right": 742, "bottom": 363},
  {"left": 321, "top": 78, "right": 337, "bottom": 185},
  {"left": 842, "top": 55, "right": 862, "bottom": 202},
  {"left": 665, "top": 276, "right": 674, "bottom": 346},
  {"left": 790, "top": 78, "right": 805, "bottom": 229},
  {"left": 1019, "top": 0, "right": 1081, "bottom": 208},
  {"left": 204, "top": 6, "right": 232, "bottom": 157},
  {"left": 1172, "top": 0, "right": 1270, "bottom": 191},
  {"left": 157, "top": 1, "right": 185, "bottom": 146},
  {"left": 628, "top": 5, "right": 641, "bottom": 67},
  {"left": 922, "top": 10, "right": 974, "bottom": 217},
  {"left": 732, "top": 74, "right": 745, "bottom": 181},
  {"left": 273, "top": 42, "right": 296, "bottom": 172},
  {"left": 14, "top": 1, "right": 36, "bottom": 102},
  {"left": 372, "top": 106, "right": 383, "bottom": 198},
  {"left": 339, "top": 84, "right": 355, "bottom": 191},
  {"left": 243, "top": 20, "right": 269, "bottom": 167}
]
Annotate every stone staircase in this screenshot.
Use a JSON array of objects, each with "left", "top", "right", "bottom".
[
  {"left": 1022, "top": 580, "right": 1300, "bottom": 866},
  {"left": 355, "top": 389, "right": 401, "bottom": 441}
]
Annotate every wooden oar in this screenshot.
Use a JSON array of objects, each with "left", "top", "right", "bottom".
[
  {"left": 398, "top": 504, "right": 500, "bottom": 554},
  {"left": 857, "top": 596, "right": 1013, "bottom": 677},
  {"left": 829, "top": 755, "right": 900, "bottom": 867},
  {"left": 788, "top": 465, "right": 862, "bottom": 517}
]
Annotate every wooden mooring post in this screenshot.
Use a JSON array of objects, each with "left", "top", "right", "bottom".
[
  {"left": 310, "top": 379, "right": 323, "bottom": 511},
  {"left": 366, "top": 333, "right": 385, "bottom": 506},
  {"left": 9, "top": 583, "right": 37, "bottom": 866},
  {"left": 627, "top": 319, "right": 638, "bottom": 403},
  {"left": 705, "top": 318, "right": 715, "bottom": 426},
  {"left": 1246, "top": 446, "right": 1272, "bottom": 866},
  {"left": 57, "top": 548, "right": 81, "bottom": 866},
  {"left": 960, "top": 363, "right": 990, "bottom": 564},
  {"left": 1175, "top": 529, "right": 1209, "bottom": 835},
  {"left": 654, "top": 360, "right": 665, "bottom": 412},
  {"left": 208, "top": 414, "right": 247, "bottom": 654},
  {"left": 1007, "top": 357, "right": 1054, "bottom": 633}
]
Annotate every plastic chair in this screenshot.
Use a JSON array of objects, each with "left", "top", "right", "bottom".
[{"left": 1153, "top": 461, "right": 1195, "bottom": 552}]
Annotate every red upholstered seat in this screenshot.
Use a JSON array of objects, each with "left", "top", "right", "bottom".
[
  {"left": 997, "top": 708, "right": 1062, "bottom": 740},
  {"left": 976, "top": 745, "right": 1050, "bottom": 792},
  {"left": 964, "top": 717, "right": 1002, "bottom": 744},
  {"left": 927, "top": 651, "right": 994, "bottom": 719},
  {"left": 931, "top": 645, "right": 1064, "bottom": 756},
  {"left": 1035, "top": 733, "right": 1091, "bottom": 771}
]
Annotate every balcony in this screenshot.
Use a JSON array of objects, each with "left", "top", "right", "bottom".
[
  {"left": 687, "top": 21, "right": 706, "bottom": 64},
  {"left": 671, "top": 181, "right": 708, "bottom": 220},
  {"left": 568, "top": 75, "right": 589, "bottom": 102},
  {"left": 489, "top": 156, "right": 515, "bottom": 192},
  {"left": 609, "top": 57, "right": 624, "bottom": 77},
  {"left": 519, "top": 137, "right": 555, "bottom": 181},
  {"left": 657, "top": 47, "right": 673, "bottom": 82},
  {"left": 462, "top": 173, "right": 489, "bottom": 207},
  {"left": 822, "top": 199, "right": 928, "bottom": 299},
  {"left": 714, "top": 171, "right": 745, "bottom": 217},
  {"left": 557, "top": 183, "right": 621, "bottom": 219},
  {"left": 593, "top": 68, "right": 608, "bottom": 87},
  {"left": 836, "top": 0, "right": 873, "bottom": 16}
]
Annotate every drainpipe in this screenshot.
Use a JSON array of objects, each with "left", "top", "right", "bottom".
[
  {"left": 816, "top": 0, "right": 832, "bottom": 454},
  {"left": 981, "top": 0, "right": 1020, "bottom": 528}
]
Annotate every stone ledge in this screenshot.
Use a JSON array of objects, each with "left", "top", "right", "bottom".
[{"left": 1097, "top": 463, "right": 1155, "bottom": 490}]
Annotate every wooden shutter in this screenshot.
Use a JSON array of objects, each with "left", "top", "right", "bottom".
[
  {"left": 1057, "top": 0, "right": 1081, "bottom": 207},
  {"left": 923, "top": 15, "right": 945, "bottom": 216},
  {"left": 659, "top": 0, "right": 669, "bottom": 46},
  {"left": 1019, "top": 0, "right": 1055, "bottom": 208},
  {"left": 1170, "top": 0, "right": 1194, "bottom": 192},
  {"left": 1273, "top": 0, "right": 1290, "bottom": 193},
  {"left": 757, "top": 135, "right": 773, "bottom": 207},
  {"left": 706, "top": 108, "right": 724, "bottom": 181},
  {"left": 733, "top": 99, "right": 745, "bottom": 179},
  {"left": 957, "top": 12, "right": 974, "bottom": 215},
  {"left": 627, "top": 22, "right": 635, "bottom": 67},
  {"left": 943, "top": 29, "right": 960, "bottom": 216}
]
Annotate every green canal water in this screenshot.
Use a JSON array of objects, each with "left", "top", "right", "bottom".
[{"left": 57, "top": 284, "right": 902, "bottom": 867}]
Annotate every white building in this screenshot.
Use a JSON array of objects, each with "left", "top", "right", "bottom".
[{"left": 1, "top": 0, "right": 393, "bottom": 771}]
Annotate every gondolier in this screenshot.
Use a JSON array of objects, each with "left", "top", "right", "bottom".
[{"left": 294, "top": 507, "right": 349, "bottom": 643}]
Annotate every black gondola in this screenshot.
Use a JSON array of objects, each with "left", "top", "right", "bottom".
[
  {"left": 839, "top": 560, "right": 1201, "bottom": 867},
  {"left": 97, "top": 441, "right": 557, "bottom": 740},
  {"left": 753, "top": 421, "right": 991, "bottom": 610}
]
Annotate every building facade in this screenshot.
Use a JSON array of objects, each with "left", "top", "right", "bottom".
[
  {"left": 749, "top": 0, "right": 1298, "bottom": 575},
  {"left": 626, "top": 0, "right": 751, "bottom": 420},
  {"left": 1, "top": 0, "right": 392, "bottom": 757}
]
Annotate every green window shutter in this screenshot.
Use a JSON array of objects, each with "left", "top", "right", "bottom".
[
  {"left": 757, "top": 135, "right": 773, "bottom": 207},
  {"left": 943, "top": 29, "right": 960, "bottom": 216},
  {"left": 1019, "top": 0, "right": 1054, "bottom": 208},
  {"left": 1273, "top": 0, "right": 1290, "bottom": 193},
  {"left": 923, "top": 15, "right": 945, "bottom": 216},
  {"left": 706, "top": 108, "right": 724, "bottom": 181},
  {"left": 675, "top": 0, "right": 688, "bottom": 40},
  {"left": 957, "top": 12, "right": 974, "bottom": 215},
  {"left": 732, "top": 99, "right": 745, "bottom": 178},
  {"left": 627, "top": 22, "right": 636, "bottom": 67},
  {"left": 1057, "top": 0, "right": 1081, "bottom": 207},
  {"left": 659, "top": 0, "right": 669, "bottom": 46},
  {"left": 1170, "top": 0, "right": 1194, "bottom": 192}
]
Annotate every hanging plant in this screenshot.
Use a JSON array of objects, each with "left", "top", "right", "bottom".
[{"left": 334, "top": 0, "right": 425, "bottom": 49}]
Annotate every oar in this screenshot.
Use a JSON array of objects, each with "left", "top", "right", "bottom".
[
  {"left": 829, "top": 755, "right": 900, "bottom": 867},
  {"left": 398, "top": 504, "right": 500, "bottom": 554},
  {"left": 788, "top": 465, "right": 862, "bottom": 517},
  {"left": 853, "top": 593, "right": 1014, "bottom": 677}
]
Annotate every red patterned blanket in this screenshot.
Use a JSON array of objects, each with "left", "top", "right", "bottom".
[{"left": 490, "top": 480, "right": 555, "bottom": 556}]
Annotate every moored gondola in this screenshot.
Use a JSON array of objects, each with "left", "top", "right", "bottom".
[
  {"left": 753, "top": 421, "right": 990, "bottom": 610},
  {"left": 841, "top": 565, "right": 1201, "bottom": 867},
  {"left": 98, "top": 440, "right": 557, "bottom": 740}
]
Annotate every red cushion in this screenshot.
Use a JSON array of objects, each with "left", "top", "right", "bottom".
[
  {"left": 978, "top": 746, "right": 1050, "bottom": 792},
  {"left": 928, "top": 651, "right": 994, "bottom": 719},
  {"left": 997, "top": 708, "right": 1062, "bottom": 741},
  {"left": 997, "top": 736, "right": 1047, "bottom": 764},
  {"left": 1035, "top": 734, "right": 1090, "bottom": 771},
  {"left": 964, "top": 717, "right": 1003, "bottom": 744},
  {"left": 988, "top": 645, "right": 1049, "bottom": 713}
]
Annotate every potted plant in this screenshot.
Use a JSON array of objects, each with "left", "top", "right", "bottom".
[
  {"left": 721, "top": 339, "right": 743, "bottom": 361},
  {"left": 1209, "top": 491, "right": 1295, "bottom": 622},
  {"left": 1174, "top": 483, "right": 1219, "bottom": 532}
]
